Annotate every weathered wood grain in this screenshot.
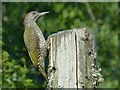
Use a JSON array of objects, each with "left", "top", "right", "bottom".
[{"left": 47, "top": 28, "right": 103, "bottom": 88}]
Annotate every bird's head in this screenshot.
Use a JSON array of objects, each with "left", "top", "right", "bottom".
[{"left": 24, "top": 11, "right": 49, "bottom": 23}]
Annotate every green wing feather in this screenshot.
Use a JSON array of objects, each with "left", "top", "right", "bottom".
[{"left": 24, "top": 27, "right": 39, "bottom": 66}]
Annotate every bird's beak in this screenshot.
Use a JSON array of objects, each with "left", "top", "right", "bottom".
[
  {"left": 38, "top": 11, "right": 50, "bottom": 16},
  {"left": 35, "top": 11, "right": 49, "bottom": 21}
]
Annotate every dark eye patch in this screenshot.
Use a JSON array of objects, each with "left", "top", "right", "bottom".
[{"left": 31, "top": 11, "right": 38, "bottom": 15}]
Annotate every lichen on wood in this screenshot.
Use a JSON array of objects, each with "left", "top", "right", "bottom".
[{"left": 46, "top": 28, "right": 104, "bottom": 88}]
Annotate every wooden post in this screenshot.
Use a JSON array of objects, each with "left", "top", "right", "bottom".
[{"left": 47, "top": 28, "right": 103, "bottom": 88}]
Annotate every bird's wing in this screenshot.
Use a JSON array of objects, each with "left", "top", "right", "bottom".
[{"left": 24, "top": 27, "right": 41, "bottom": 67}]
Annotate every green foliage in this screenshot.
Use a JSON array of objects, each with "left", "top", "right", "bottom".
[{"left": 2, "top": 2, "right": 118, "bottom": 88}]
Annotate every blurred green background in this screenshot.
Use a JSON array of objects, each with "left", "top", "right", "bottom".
[{"left": 2, "top": 2, "right": 118, "bottom": 88}]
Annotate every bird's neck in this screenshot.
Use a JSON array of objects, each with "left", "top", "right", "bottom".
[{"left": 24, "top": 18, "right": 37, "bottom": 28}]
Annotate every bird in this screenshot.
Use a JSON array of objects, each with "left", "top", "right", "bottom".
[{"left": 23, "top": 11, "right": 49, "bottom": 82}]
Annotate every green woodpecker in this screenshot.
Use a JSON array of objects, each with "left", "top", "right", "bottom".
[{"left": 23, "top": 11, "right": 49, "bottom": 82}]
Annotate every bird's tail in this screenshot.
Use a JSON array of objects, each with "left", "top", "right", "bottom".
[{"left": 38, "top": 66, "right": 48, "bottom": 83}]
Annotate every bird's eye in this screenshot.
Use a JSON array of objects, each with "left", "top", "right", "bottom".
[{"left": 31, "top": 11, "right": 37, "bottom": 15}]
